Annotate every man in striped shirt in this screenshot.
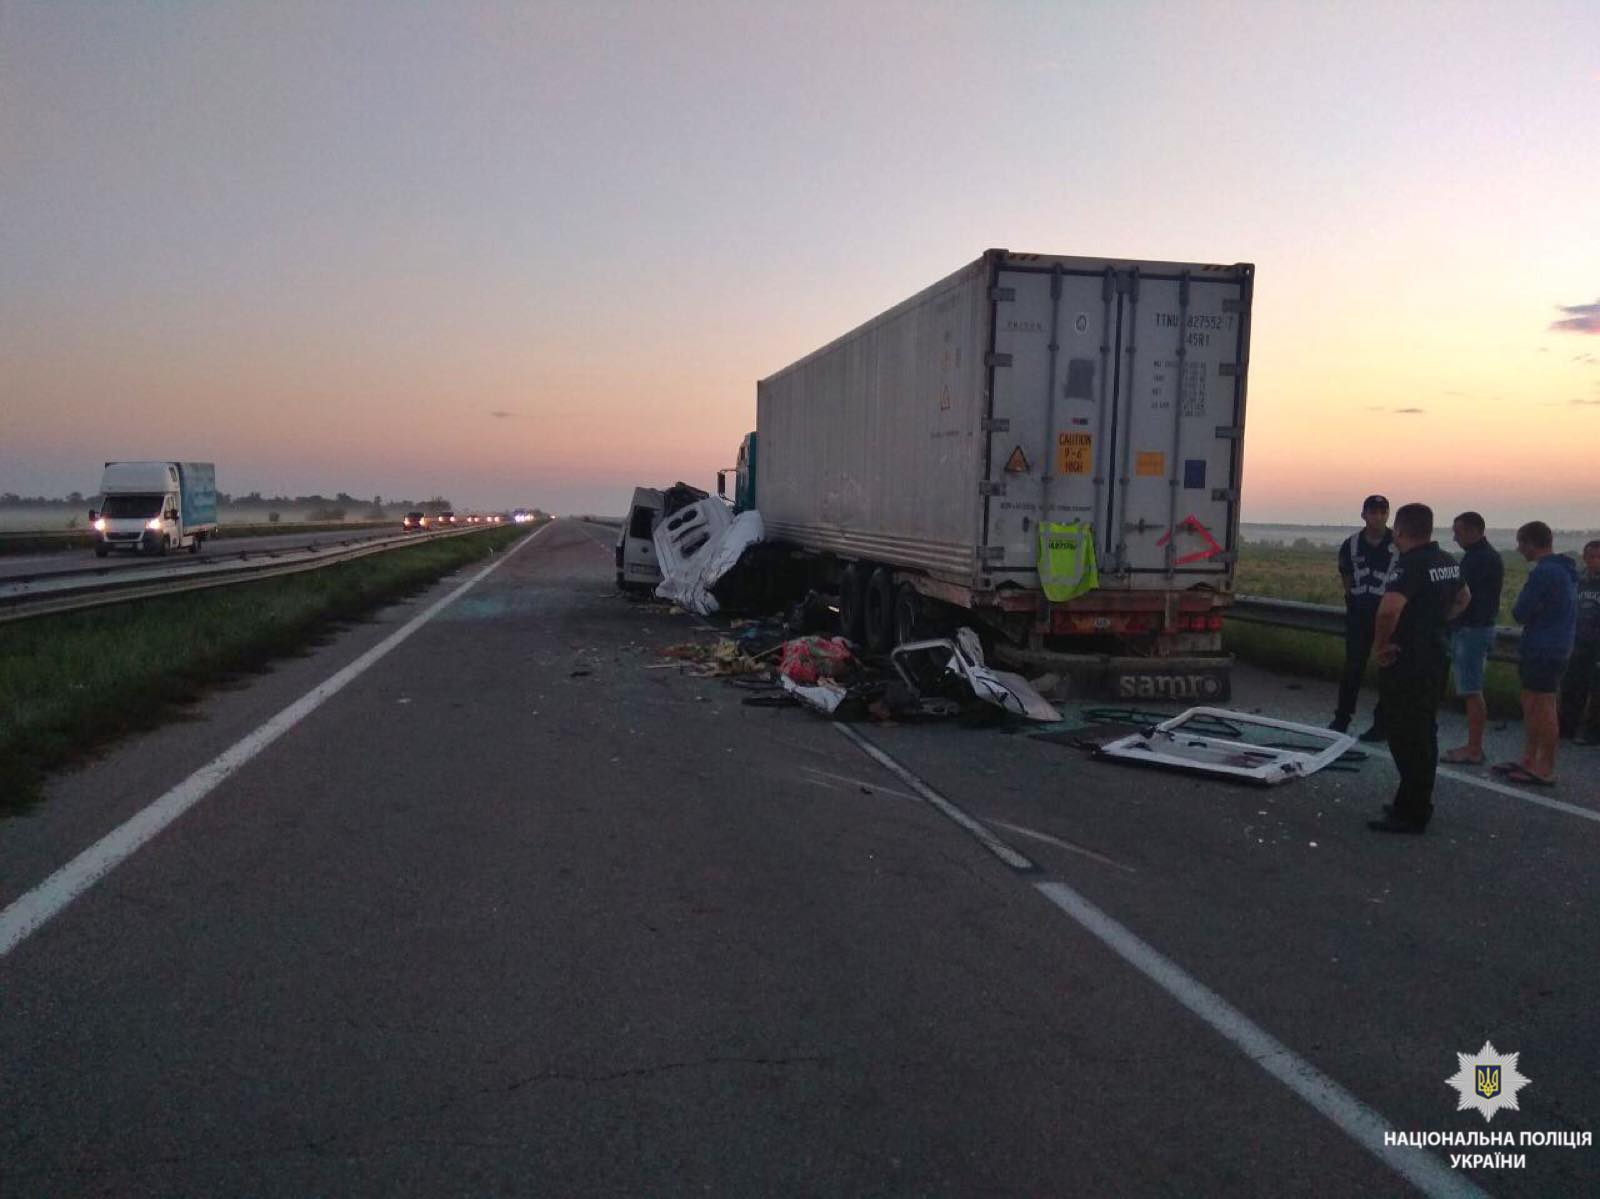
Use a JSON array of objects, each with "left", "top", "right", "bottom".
[{"left": 1331, "top": 494, "right": 1399, "bottom": 740}]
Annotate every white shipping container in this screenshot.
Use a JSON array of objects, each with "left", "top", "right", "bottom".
[{"left": 756, "top": 250, "right": 1253, "bottom": 601}]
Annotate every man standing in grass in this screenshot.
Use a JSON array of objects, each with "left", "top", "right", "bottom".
[
  {"left": 1557, "top": 538, "right": 1600, "bottom": 746},
  {"left": 1494, "top": 521, "right": 1578, "bottom": 785},
  {"left": 1441, "top": 512, "right": 1504, "bottom": 765},
  {"left": 1368, "top": 503, "right": 1469, "bottom": 834},
  {"left": 1332, "top": 494, "right": 1398, "bottom": 740}
]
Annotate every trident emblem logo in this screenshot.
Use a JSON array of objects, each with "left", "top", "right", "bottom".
[{"left": 1476, "top": 1065, "right": 1501, "bottom": 1099}]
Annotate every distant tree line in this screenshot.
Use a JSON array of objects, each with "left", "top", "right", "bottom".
[{"left": 2, "top": 491, "right": 450, "bottom": 511}]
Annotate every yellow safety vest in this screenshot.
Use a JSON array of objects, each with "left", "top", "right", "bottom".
[{"left": 1038, "top": 522, "right": 1100, "bottom": 602}]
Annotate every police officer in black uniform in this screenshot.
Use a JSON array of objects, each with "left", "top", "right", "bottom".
[{"left": 1367, "top": 503, "right": 1471, "bottom": 834}]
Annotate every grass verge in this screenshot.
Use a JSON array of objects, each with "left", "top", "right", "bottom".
[
  {"left": 1223, "top": 620, "right": 1524, "bottom": 720},
  {"left": 0, "top": 524, "right": 532, "bottom": 814}
]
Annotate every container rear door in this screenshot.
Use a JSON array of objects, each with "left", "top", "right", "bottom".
[
  {"left": 982, "top": 266, "right": 1119, "bottom": 579},
  {"left": 982, "top": 264, "right": 1249, "bottom": 590},
  {"left": 1105, "top": 273, "right": 1246, "bottom": 584}
]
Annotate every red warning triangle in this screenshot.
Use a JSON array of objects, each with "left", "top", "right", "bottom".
[{"left": 1004, "top": 445, "right": 1030, "bottom": 473}]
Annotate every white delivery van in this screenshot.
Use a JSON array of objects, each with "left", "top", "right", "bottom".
[
  {"left": 91, "top": 461, "right": 218, "bottom": 557},
  {"left": 615, "top": 487, "right": 664, "bottom": 591}
]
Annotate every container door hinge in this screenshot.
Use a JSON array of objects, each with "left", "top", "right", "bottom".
[
  {"left": 989, "top": 286, "right": 1016, "bottom": 302},
  {"left": 985, "top": 352, "right": 1013, "bottom": 368},
  {"left": 981, "top": 417, "right": 1010, "bottom": 432},
  {"left": 979, "top": 480, "right": 1007, "bottom": 497},
  {"left": 1214, "top": 425, "right": 1244, "bottom": 439},
  {"left": 1218, "top": 363, "right": 1241, "bottom": 377},
  {"left": 1211, "top": 488, "right": 1239, "bottom": 503},
  {"left": 980, "top": 545, "right": 1007, "bottom": 562}
]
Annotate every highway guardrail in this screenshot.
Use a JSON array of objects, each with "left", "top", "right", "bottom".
[
  {"left": 0, "top": 525, "right": 509, "bottom": 624},
  {"left": 1228, "top": 595, "right": 1523, "bottom": 663}
]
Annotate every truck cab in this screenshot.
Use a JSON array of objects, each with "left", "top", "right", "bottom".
[{"left": 715, "top": 433, "right": 758, "bottom": 514}]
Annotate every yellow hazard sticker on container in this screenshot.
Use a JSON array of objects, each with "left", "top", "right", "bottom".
[
  {"left": 1056, "top": 432, "right": 1092, "bottom": 475},
  {"left": 1004, "top": 446, "right": 1030, "bottom": 473},
  {"left": 1136, "top": 451, "right": 1166, "bottom": 477}
]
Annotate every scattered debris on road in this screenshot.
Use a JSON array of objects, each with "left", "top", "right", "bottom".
[
  {"left": 1093, "top": 708, "right": 1357, "bottom": 785},
  {"left": 891, "top": 632, "right": 1061, "bottom": 723},
  {"left": 653, "top": 622, "right": 1066, "bottom": 727}
]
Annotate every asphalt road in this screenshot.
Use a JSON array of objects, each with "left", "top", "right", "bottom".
[
  {"left": 1, "top": 519, "right": 1595, "bottom": 1196},
  {"left": 0, "top": 525, "right": 435, "bottom": 583}
]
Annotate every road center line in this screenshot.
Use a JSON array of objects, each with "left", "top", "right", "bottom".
[
  {"left": 0, "top": 523, "right": 553, "bottom": 961},
  {"left": 837, "top": 726, "right": 1488, "bottom": 1199},
  {"left": 985, "top": 818, "right": 1138, "bottom": 874},
  {"left": 832, "top": 725, "right": 1037, "bottom": 871},
  {"left": 1437, "top": 766, "right": 1600, "bottom": 824},
  {"left": 796, "top": 765, "right": 925, "bottom": 804}
]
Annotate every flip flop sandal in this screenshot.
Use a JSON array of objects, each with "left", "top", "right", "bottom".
[
  {"left": 1503, "top": 765, "right": 1555, "bottom": 786},
  {"left": 1489, "top": 761, "right": 1524, "bottom": 775},
  {"left": 1441, "top": 750, "right": 1485, "bottom": 765}
]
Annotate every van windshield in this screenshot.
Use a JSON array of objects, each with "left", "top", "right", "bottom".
[{"left": 100, "top": 494, "right": 165, "bottom": 518}]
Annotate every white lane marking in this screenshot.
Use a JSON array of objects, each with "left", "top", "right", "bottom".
[
  {"left": 0, "top": 524, "right": 554, "bottom": 960},
  {"left": 837, "top": 728, "right": 1486, "bottom": 1199},
  {"left": 797, "top": 765, "right": 925, "bottom": 804},
  {"left": 1438, "top": 766, "right": 1600, "bottom": 824},
  {"left": 985, "top": 819, "right": 1137, "bottom": 874},
  {"left": 1034, "top": 881, "right": 1488, "bottom": 1199},
  {"left": 832, "top": 725, "right": 1037, "bottom": 871}
]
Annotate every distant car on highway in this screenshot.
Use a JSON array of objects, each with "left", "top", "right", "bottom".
[
  {"left": 402, "top": 511, "right": 425, "bottom": 531},
  {"left": 437, "top": 511, "right": 456, "bottom": 526}
]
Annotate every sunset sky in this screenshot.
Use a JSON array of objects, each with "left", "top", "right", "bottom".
[{"left": 4, "top": 1, "right": 1597, "bottom": 525}]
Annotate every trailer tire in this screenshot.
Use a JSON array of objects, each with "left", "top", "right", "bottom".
[
  {"left": 863, "top": 566, "right": 895, "bottom": 654},
  {"left": 892, "top": 583, "right": 922, "bottom": 646},
  {"left": 837, "top": 564, "right": 867, "bottom": 645},
  {"left": 189, "top": 533, "right": 202, "bottom": 554}
]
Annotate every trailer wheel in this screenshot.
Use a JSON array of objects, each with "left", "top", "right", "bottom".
[
  {"left": 863, "top": 566, "right": 895, "bottom": 654},
  {"left": 837, "top": 564, "right": 867, "bottom": 645},
  {"left": 892, "top": 583, "right": 921, "bottom": 646},
  {"left": 189, "top": 533, "right": 203, "bottom": 554}
]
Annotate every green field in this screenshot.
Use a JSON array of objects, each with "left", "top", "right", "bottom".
[
  {"left": 1234, "top": 540, "right": 1533, "bottom": 622},
  {"left": 1228, "top": 540, "right": 1531, "bottom": 718}
]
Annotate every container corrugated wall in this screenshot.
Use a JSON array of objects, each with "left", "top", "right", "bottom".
[
  {"left": 757, "top": 251, "right": 1252, "bottom": 598},
  {"left": 756, "top": 256, "right": 993, "bottom": 587}
]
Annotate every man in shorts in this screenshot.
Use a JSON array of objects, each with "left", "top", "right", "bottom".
[
  {"left": 1442, "top": 512, "right": 1504, "bottom": 765},
  {"left": 1498, "top": 521, "right": 1578, "bottom": 785}
]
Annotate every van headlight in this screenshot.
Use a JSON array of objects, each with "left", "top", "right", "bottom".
[
  {"left": 146, "top": 518, "right": 163, "bottom": 531},
  {"left": 93, "top": 518, "right": 107, "bottom": 532}
]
